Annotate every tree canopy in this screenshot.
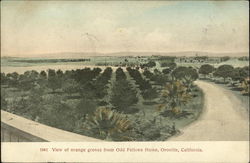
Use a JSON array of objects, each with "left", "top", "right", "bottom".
[
  {"left": 199, "top": 64, "right": 214, "bottom": 77},
  {"left": 213, "top": 65, "right": 234, "bottom": 81}
]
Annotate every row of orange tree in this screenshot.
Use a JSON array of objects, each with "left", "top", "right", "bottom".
[{"left": 198, "top": 64, "right": 249, "bottom": 95}]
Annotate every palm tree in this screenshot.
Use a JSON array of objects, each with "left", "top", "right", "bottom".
[
  {"left": 86, "top": 107, "right": 133, "bottom": 140},
  {"left": 159, "top": 80, "right": 192, "bottom": 114}
]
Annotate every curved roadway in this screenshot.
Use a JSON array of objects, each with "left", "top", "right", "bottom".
[{"left": 170, "top": 80, "right": 249, "bottom": 141}]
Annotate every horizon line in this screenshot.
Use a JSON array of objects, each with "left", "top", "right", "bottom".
[{"left": 1, "top": 50, "right": 249, "bottom": 58}]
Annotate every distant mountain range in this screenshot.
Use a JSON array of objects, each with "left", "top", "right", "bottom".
[{"left": 1, "top": 51, "right": 249, "bottom": 59}]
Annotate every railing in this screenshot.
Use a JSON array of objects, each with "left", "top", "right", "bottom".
[{"left": 1, "top": 110, "right": 101, "bottom": 142}]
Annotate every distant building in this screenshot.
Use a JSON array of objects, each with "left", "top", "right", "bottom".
[{"left": 175, "top": 56, "right": 221, "bottom": 64}]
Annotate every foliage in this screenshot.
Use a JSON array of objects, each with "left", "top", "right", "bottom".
[
  {"left": 0, "top": 65, "right": 204, "bottom": 141},
  {"left": 141, "top": 88, "right": 158, "bottom": 100},
  {"left": 162, "top": 68, "right": 172, "bottom": 74},
  {"left": 145, "top": 61, "right": 156, "bottom": 68},
  {"left": 18, "top": 71, "right": 39, "bottom": 91},
  {"left": 154, "top": 68, "right": 161, "bottom": 74},
  {"left": 127, "top": 67, "right": 159, "bottom": 99},
  {"left": 116, "top": 67, "right": 126, "bottom": 81},
  {"left": 143, "top": 69, "right": 154, "bottom": 79},
  {"left": 238, "top": 66, "right": 249, "bottom": 80},
  {"left": 73, "top": 68, "right": 100, "bottom": 84},
  {"left": 75, "top": 98, "right": 97, "bottom": 118},
  {"left": 241, "top": 78, "right": 250, "bottom": 95},
  {"left": 172, "top": 66, "right": 198, "bottom": 90},
  {"left": 131, "top": 113, "right": 176, "bottom": 141},
  {"left": 111, "top": 80, "right": 138, "bottom": 113},
  {"left": 1, "top": 73, "right": 7, "bottom": 85},
  {"left": 238, "top": 56, "right": 249, "bottom": 61},
  {"left": 172, "top": 66, "right": 198, "bottom": 82},
  {"left": 229, "top": 68, "right": 242, "bottom": 82},
  {"left": 199, "top": 64, "right": 214, "bottom": 78},
  {"left": 62, "top": 79, "right": 79, "bottom": 95},
  {"left": 39, "top": 70, "right": 47, "bottom": 79},
  {"left": 160, "top": 81, "right": 192, "bottom": 114},
  {"left": 92, "top": 67, "right": 102, "bottom": 76},
  {"left": 220, "top": 56, "right": 230, "bottom": 62},
  {"left": 127, "top": 67, "right": 152, "bottom": 90},
  {"left": 157, "top": 56, "right": 176, "bottom": 62},
  {"left": 6, "top": 72, "right": 19, "bottom": 87},
  {"left": 161, "top": 62, "right": 177, "bottom": 70},
  {"left": 91, "top": 67, "right": 112, "bottom": 99},
  {"left": 85, "top": 107, "right": 133, "bottom": 140},
  {"left": 39, "top": 95, "right": 76, "bottom": 131},
  {"left": 213, "top": 65, "right": 234, "bottom": 82},
  {"left": 143, "top": 69, "right": 169, "bottom": 86},
  {"left": 7, "top": 87, "right": 44, "bottom": 120},
  {"left": 47, "top": 69, "right": 62, "bottom": 92},
  {"left": 1, "top": 91, "right": 7, "bottom": 109},
  {"left": 194, "top": 56, "right": 208, "bottom": 61}
]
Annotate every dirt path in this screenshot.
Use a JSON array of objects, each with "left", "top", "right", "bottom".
[{"left": 170, "top": 80, "right": 249, "bottom": 141}]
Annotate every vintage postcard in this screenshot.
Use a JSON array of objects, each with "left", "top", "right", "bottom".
[{"left": 1, "top": 0, "right": 249, "bottom": 162}]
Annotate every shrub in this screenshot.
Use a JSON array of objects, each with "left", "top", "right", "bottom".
[
  {"left": 131, "top": 114, "right": 176, "bottom": 141},
  {"left": 241, "top": 78, "right": 250, "bottom": 95},
  {"left": 85, "top": 107, "right": 133, "bottom": 140}
]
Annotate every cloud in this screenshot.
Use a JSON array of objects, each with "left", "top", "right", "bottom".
[{"left": 1, "top": 1, "right": 248, "bottom": 57}]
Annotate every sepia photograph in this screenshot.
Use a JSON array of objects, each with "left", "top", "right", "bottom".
[{"left": 1, "top": 0, "right": 249, "bottom": 162}]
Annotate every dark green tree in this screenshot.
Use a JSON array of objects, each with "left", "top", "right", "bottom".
[
  {"left": 172, "top": 66, "right": 198, "bottom": 90},
  {"left": 6, "top": 72, "right": 19, "bottom": 87},
  {"left": 62, "top": 79, "right": 79, "bottom": 96},
  {"left": 146, "top": 61, "right": 156, "bottom": 68},
  {"left": 40, "top": 95, "right": 75, "bottom": 131},
  {"left": 161, "top": 62, "right": 177, "bottom": 70},
  {"left": 76, "top": 98, "right": 97, "bottom": 118},
  {"left": 1, "top": 73, "right": 7, "bottom": 85},
  {"left": 239, "top": 66, "right": 249, "bottom": 80},
  {"left": 39, "top": 70, "right": 47, "bottom": 79},
  {"left": 141, "top": 88, "right": 158, "bottom": 100},
  {"left": 162, "top": 68, "right": 171, "bottom": 74},
  {"left": 47, "top": 69, "right": 61, "bottom": 92},
  {"left": 111, "top": 80, "right": 138, "bottom": 113},
  {"left": 172, "top": 67, "right": 198, "bottom": 82},
  {"left": 220, "top": 56, "right": 230, "bottom": 62},
  {"left": 199, "top": 64, "right": 214, "bottom": 78},
  {"left": 56, "top": 69, "right": 64, "bottom": 78},
  {"left": 213, "top": 65, "right": 234, "bottom": 82}
]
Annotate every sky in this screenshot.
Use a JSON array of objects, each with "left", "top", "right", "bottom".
[{"left": 1, "top": 1, "right": 249, "bottom": 57}]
